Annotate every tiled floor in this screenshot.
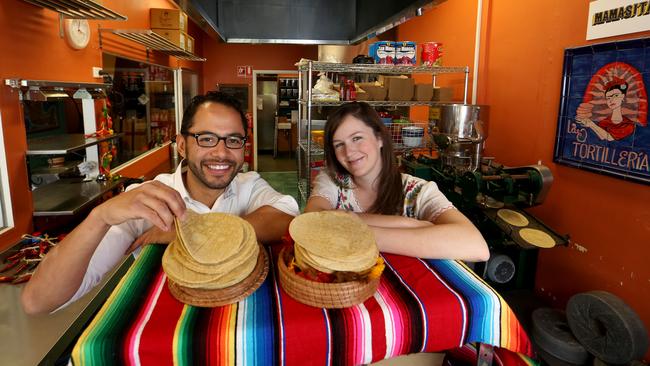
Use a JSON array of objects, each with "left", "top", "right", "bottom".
[
  {"left": 258, "top": 170, "right": 303, "bottom": 211},
  {"left": 257, "top": 153, "right": 297, "bottom": 172}
]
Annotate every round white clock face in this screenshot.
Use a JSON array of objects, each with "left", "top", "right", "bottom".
[{"left": 64, "top": 19, "right": 91, "bottom": 50}]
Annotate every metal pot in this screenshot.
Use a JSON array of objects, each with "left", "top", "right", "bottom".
[{"left": 429, "top": 104, "right": 489, "bottom": 172}]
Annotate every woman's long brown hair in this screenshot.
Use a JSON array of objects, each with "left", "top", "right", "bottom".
[{"left": 323, "top": 102, "right": 404, "bottom": 215}]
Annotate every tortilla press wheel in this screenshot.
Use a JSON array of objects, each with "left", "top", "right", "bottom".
[
  {"left": 566, "top": 291, "right": 649, "bottom": 364},
  {"left": 531, "top": 308, "right": 590, "bottom": 364}
]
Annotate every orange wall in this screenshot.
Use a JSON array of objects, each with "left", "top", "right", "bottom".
[
  {"left": 0, "top": 0, "right": 202, "bottom": 251},
  {"left": 201, "top": 43, "right": 317, "bottom": 91},
  {"left": 399, "top": 0, "right": 650, "bottom": 359}
]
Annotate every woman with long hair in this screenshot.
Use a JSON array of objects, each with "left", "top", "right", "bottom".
[{"left": 305, "top": 102, "right": 489, "bottom": 261}]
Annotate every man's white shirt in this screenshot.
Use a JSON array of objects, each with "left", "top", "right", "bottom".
[{"left": 59, "top": 163, "right": 298, "bottom": 309}]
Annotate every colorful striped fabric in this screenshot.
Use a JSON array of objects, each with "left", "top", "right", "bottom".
[{"left": 72, "top": 245, "right": 534, "bottom": 366}]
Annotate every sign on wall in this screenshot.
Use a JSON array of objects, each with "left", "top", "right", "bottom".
[
  {"left": 586, "top": 0, "right": 650, "bottom": 40},
  {"left": 237, "top": 65, "right": 253, "bottom": 78},
  {"left": 554, "top": 38, "right": 650, "bottom": 184}
]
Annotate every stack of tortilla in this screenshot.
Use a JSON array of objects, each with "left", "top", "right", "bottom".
[
  {"left": 289, "top": 211, "right": 380, "bottom": 282},
  {"left": 162, "top": 211, "right": 268, "bottom": 307}
]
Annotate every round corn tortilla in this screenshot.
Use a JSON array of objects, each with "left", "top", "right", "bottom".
[
  {"left": 163, "top": 211, "right": 261, "bottom": 290},
  {"left": 173, "top": 224, "right": 258, "bottom": 275},
  {"left": 176, "top": 211, "right": 248, "bottom": 265},
  {"left": 295, "top": 242, "right": 377, "bottom": 273},
  {"left": 294, "top": 244, "right": 334, "bottom": 274},
  {"left": 497, "top": 209, "right": 529, "bottom": 227},
  {"left": 289, "top": 211, "right": 377, "bottom": 264},
  {"left": 163, "top": 241, "right": 259, "bottom": 289},
  {"left": 170, "top": 234, "right": 257, "bottom": 276},
  {"left": 519, "top": 228, "right": 556, "bottom": 248},
  {"left": 167, "top": 247, "right": 269, "bottom": 307}
]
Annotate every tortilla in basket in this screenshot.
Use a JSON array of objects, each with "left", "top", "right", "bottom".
[
  {"left": 162, "top": 211, "right": 263, "bottom": 292},
  {"left": 176, "top": 211, "right": 247, "bottom": 265},
  {"left": 289, "top": 211, "right": 378, "bottom": 268}
]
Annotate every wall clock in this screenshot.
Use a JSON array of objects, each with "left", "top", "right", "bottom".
[{"left": 64, "top": 19, "right": 91, "bottom": 50}]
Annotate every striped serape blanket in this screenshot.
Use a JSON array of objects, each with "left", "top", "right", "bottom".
[{"left": 72, "top": 245, "right": 534, "bottom": 365}]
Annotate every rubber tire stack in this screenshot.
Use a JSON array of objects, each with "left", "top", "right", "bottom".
[
  {"left": 566, "top": 291, "right": 649, "bottom": 365},
  {"left": 531, "top": 291, "right": 648, "bottom": 365},
  {"left": 531, "top": 308, "right": 590, "bottom": 365}
]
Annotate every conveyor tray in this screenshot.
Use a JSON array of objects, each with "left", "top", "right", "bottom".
[{"left": 481, "top": 206, "right": 568, "bottom": 249}]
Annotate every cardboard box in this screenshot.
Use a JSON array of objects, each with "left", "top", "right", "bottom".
[
  {"left": 150, "top": 8, "right": 188, "bottom": 31},
  {"left": 356, "top": 90, "right": 370, "bottom": 101},
  {"left": 361, "top": 85, "right": 387, "bottom": 101},
  {"left": 152, "top": 28, "right": 186, "bottom": 50},
  {"left": 387, "top": 78, "right": 414, "bottom": 101},
  {"left": 186, "top": 34, "right": 194, "bottom": 53},
  {"left": 414, "top": 84, "right": 433, "bottom": 101},
  {"left": 433, "top": 87, "right": 454, "bottom": 102}
]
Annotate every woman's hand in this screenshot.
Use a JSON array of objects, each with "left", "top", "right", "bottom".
[{"left": 126, "top": 225, "right": 176, "bottom": 254}]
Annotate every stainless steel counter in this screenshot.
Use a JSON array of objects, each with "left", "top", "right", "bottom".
[
  {"left": 32, "top": 177, "right": 126, "bottom": 216},
  {"left": 0, "top": 255, "right": 133, "bottom": 366}
]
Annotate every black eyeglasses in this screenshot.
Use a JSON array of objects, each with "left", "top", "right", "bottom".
[{"left": 184, "top": 132, "right": 247, "bottom": 149}]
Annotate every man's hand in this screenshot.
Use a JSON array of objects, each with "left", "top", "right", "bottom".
[
  {"left": 94, "top": 181, "right": 186, "bottom": 232},
  {"left": 126, "top": 225, "right": 176, "bottom": 254}
]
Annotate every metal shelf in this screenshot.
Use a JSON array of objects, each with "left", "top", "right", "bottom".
[
  {"left": 31, "top": 160, "right": 82, "bottom": 175},
  {"left": 298, "top": 179, "right": 309, "bottom": 204},
  {"left": 102, "top": 29, "right": 206, "bottom": 62},
  {"left": 300, "top": 100, "right": 461, "bottom": 107},
  {"left": 298, "top": 141, "right": 324, "bottom": 156},
  {"left": 298, "top": 60, "right": 468, "bottom": 74},
  {"left": 26, "top": 133, "right": 123, "bottom": 155},
  {"left": 4, "top": 79, "right": 109, "bottom": 90},
  {"left": 20, "top": 0, "right": 127, "bottom": 20},
  {"left": 297, "top": 59, "right": 469, "bottom": 198},
  {"left": 32, "top": 177, "right": 126, "bottom": 216}
]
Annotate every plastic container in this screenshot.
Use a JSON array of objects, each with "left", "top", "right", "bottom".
[
  {"left": 311, "top": 130, "right": 325, "bottom": 148},
  {"left": 394, "top": 41, "right": 416, "bottom": 65},
  {"left": 401, "top": 126, "right": 424, "bottom": 147},
  {"left": 369, "top": 41, "right": 395, "bottom": 64}
]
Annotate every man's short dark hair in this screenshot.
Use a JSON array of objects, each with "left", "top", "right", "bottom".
[{"left": 180, "top": 92, "right": 248, "bottom": 135}]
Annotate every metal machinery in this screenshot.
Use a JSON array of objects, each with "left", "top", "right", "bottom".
[{"left": 402, "top": 104, "right": 568, "bottom": 291}]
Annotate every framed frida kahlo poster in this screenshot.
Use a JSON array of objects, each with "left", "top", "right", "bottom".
[{"left": 554, "top": 38, "right": 650, "bottom": 184}]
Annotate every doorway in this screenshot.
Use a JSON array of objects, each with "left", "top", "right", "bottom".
[{"left": 252, "top": 70, "right": 298, "bottom": 173}]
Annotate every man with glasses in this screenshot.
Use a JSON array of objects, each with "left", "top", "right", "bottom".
[{"left": 22, "top": 92, "right": 299, "bottom": 314}]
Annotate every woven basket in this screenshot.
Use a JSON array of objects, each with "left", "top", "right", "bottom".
[
  {"left": 277, "top": 247, "right": 380, "bottom": 309},
  {"left": 168, "top": 245, "right": 269, "bottom": 307}
]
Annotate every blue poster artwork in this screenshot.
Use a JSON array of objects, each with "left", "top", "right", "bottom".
[{"left": 554, "top": 38, "right": 650, "bottom": 184}]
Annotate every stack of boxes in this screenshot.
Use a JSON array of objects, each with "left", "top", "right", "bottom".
[
  {"left": 150, "top": 8, "right": 194, "bottom": 53},
  {"left": 357, "top": 77, "right": 452, "bottom": 102},
  {"left": 364, "top": 41, "right": 453, "bottom": 102}
]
